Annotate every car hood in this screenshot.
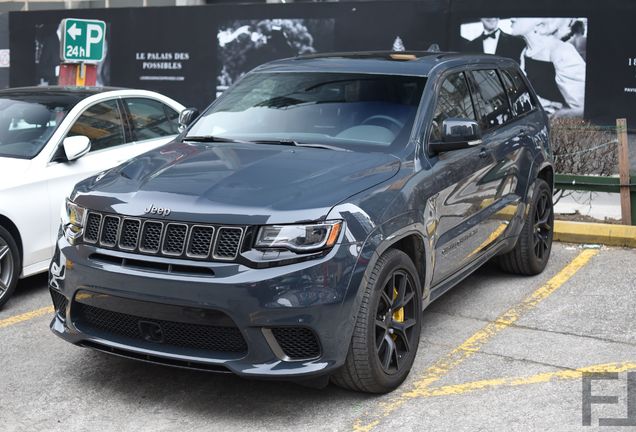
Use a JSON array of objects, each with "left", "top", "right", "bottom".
[
  {"left": 0, "top": 156, "right": 32, "bottom": 190},
  {"left": 73, "top": 141, "right": 401, "bottom": 225}
]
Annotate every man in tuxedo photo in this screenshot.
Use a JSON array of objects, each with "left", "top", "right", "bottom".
[{"left": 465, "top": 17, "right": 525, "bottom": 62}]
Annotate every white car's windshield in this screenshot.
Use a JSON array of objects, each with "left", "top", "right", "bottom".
[
  {"left": 187, "top": 72, "right": 427, "bottom": 153},
  {"left": 0, "top": 97, "right": 72, "bottom": 159}
]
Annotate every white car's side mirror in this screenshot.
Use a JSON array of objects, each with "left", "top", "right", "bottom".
[{"left": 63, "top": 136, "right": 91, "bottom": 161}]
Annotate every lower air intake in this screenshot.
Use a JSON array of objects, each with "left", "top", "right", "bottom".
[
  {"left": 75, "top": 303, "right": 247, "bottom": 354},
  {"left": 271, "top": 327, "right": 321, "bottom": 360},
  {"left": 49, "top": 289, "right": 68, "bottom": 319}
]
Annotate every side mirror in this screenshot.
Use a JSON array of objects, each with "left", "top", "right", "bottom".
[
  {"left": 429, "top": 118, "right": 482, "bottom": 153},
  {"left": 63, "top": 135, "right": 91, "bottom": 161},
  {"left": 178, "top": 108, "right": 200, "bottom": 132}
]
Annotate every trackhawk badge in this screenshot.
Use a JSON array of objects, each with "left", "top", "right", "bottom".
[{"left": 144, "top": 204, "right": 171, "bottom": 217}]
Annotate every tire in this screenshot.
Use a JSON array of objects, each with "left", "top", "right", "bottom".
[
  {"left": 0, "top": 225, "right": 20, "bottom": 308},
  {"left": 332, "top": 249, "right": 422, "bottom": 393},
  {"left": 497, "top": 178, "right": 554, "bottom": 276}
]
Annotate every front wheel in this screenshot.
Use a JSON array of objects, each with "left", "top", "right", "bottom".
[
  {"left": 498, "top": 178, "right": 554, "bottom": 275},
  {"left": 0, "top": 226, "right": 20, "bottom": 308},
  {"left": 332, "top": 249, "right": 422, "bottom": 393}
]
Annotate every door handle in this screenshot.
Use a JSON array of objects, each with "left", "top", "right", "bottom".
[{"left": 479, "top": 148, "right": 488, "bottom": 159}]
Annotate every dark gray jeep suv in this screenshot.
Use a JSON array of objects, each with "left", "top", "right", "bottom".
[{"left": 50, "top": 51, "right": 553, "bottom": 393}]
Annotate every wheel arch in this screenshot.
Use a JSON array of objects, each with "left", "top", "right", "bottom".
[
  {"left": 386, "top": 233, "right": 427, "bottom": 295},
  {"left": 361, "top": 224, "right": 431, "bottom": 303},
  {"left": 0, "top": 213, "right": 22, "bottom": 265},
  {"left": 537, "top": 164, "right": 554, "bottom": 192}
]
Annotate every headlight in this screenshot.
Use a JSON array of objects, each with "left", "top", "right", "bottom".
[
  {"left": 255, "top": 221, "right": 342, "bottom": 253},
  {"left": 64, "top": 199, "right": 86, "bottom": 243}
]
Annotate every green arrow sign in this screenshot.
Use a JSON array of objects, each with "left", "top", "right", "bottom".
[{"left": 60, "top": 18, "right": 106, "bottom": 63}]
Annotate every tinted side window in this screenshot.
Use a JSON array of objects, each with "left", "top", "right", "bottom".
[
  {"left": 469, "top": 69, "right": 512, "bottom": 131},
  {"left": 429, "top": 72, "right": 476, "bottom": 142},
  {"left": 501, "top": 69, "right": 535, "bottom": 116},
  {"left": 68, "top": 100, "right": 125, "bottom": 152},
  {"left": 125, "top": 98, "right": 178, "bottom": 141}
]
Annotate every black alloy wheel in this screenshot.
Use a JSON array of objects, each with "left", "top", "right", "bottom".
[
  {"left": 332, "top": 249, "right": 422, "bottom": 393},
  {"left": 497, "top": 178, "right": 554, "bottom": 276},
  {"left": 533, "top": 188, "right": 553, "bottom": 261},
  {"left": 375, "top": 269, "right": 418, "bottom": 375}
]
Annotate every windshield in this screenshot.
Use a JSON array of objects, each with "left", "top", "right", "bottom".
[
  {"left": 0, "top": 97, "right": 72, "bottom": 159},
  {"left": 187, "top": 72, "right": 426, "bottom": 153}
]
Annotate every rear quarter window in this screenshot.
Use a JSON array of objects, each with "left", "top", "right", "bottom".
[{"left": 500, "top": 69, "right": 536, "bottom": 117}]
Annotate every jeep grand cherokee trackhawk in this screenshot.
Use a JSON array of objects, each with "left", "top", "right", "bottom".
[{"left": 50, "top": 51, "right": 553, "bottom": 393}]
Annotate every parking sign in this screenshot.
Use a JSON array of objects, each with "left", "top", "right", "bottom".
[{"left": 59, "top": 18, "right": 106, "bottom": 63}]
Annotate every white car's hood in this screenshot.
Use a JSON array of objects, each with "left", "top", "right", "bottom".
[{"left": 0, "top": 156, "right": 32, "bottom": 190}]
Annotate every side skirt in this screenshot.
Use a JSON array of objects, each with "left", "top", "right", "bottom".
[{"left": 427, "top": 237, "right": 515, "bottom": 304}]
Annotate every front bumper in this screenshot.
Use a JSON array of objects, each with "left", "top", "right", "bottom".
[{"left": 49, "top": 236, "right": 364, "bottom": 379}]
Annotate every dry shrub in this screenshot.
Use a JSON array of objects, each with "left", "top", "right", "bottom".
[{"left": 550, "top": 118, "right": 618, "bottom": 176}]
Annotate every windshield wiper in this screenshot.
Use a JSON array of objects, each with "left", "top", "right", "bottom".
[
  {"left": 252, "top": 139, "right": 350, "bottom": 152},
  {"left": 184, "top": 135, "right": 251, "bottom": 144},
  {"left": 185, "top": 136, "right": 349, "bottom": 151}
]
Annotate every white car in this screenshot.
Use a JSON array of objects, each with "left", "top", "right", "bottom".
[{"left": 0, "top": 86, "right": 185, "bottom": 306}]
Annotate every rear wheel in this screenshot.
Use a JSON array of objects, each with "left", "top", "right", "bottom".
[
  {"left": 498, "top": 178, "right": 554, "bottom": 275},
  {"left": 332, "top": 249, "right": 422, "bottom": 393},
  {"left": 0, "top": 226, "right": 20, "bottom": 308}
]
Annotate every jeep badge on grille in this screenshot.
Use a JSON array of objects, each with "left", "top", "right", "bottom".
[{"left": 144, "top": 204, "right": 171, "bottom": 217}]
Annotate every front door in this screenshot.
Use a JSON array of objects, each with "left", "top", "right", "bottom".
[{"left": 425, "top": 70, "right": 507, "bottom": 286}]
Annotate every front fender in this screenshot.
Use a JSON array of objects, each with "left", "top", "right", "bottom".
[{"left": 327, "top": 204, "right": 433, "bottom": 354}]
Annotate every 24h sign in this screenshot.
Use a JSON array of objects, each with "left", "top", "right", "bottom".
[{"left": 59, "top": 18, "right": 106, "bottom": 63}]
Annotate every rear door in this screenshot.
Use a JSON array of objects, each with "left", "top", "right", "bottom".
[
  {"left": 498, "top": 67, "right": 543, "bottom": 201},
  {"left": 121, "top": 97, "right": 180, "bottom": 154},
  {"left": 466, "top": 68, "right": 526, "bottom": 245}
]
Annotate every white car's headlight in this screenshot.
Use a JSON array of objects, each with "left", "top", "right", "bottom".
[
  {"left": 64, "top": 199, "right": 86, "bottom": 243},
  {"left": 255, "top": 221, "right": 342, "bottom": 253}
]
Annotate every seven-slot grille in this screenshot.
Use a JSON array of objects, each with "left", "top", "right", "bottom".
[{"left": 82, "top": 211, "right": 244, "bottom": 261}]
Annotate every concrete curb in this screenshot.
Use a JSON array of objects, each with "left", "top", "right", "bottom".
[{"left": 554, "top": 220, "right": 636, "bottom": 248}]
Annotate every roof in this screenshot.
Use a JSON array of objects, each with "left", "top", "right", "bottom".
[
  {"left": 253, "top": 51, "right": 518, "bottom": 77},
  {"left": 0, "top": 85, "right": 124, "bottom": 95},
  {"left": 0, "top": 85, "right": 126, "bottom": 108}
]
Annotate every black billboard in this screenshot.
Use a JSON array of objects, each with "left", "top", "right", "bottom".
[{"left": 8, "top": 0, "right": 636, "bottom": 124}]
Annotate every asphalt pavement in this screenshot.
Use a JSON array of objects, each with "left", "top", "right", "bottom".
[{"left": 1, "top": 243, "right": 634, "bottom": 431}]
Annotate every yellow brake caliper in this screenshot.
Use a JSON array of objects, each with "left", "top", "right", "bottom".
[{"left": 391, "top": 287, "right": 404, "bottom": 340}]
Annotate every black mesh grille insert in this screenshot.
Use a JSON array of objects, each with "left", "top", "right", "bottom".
[
  {"left": 162, "top": 224, "right": 187, "bottom": 255},
  {"left": 187, "top": 226, "right": 214, "bottom": 258},
  {"left": 49, "top": 289, "right": 68, "bottom": 319},
  {"left": 75, "top": 303, "right": 247, "bottom": 354},
  {"left": 79, "top": 210, "right": 244, "bottom": 262},
  {"left": 140, "top": 221, "right": 162, "bottom": 252},
  {"left": 119, "top": 219, "right": 140, "bottom": 250},
  {"left": 100, "top": 216, "right": 120, "bottom": 247},
  {"left": 84, "top": 213, "right": 101, "bottom": 243},
  {"left": 271, "top": 327, "right": 320, "bottom": 359},
  {"left": 214, "top": 228, "right": 243, "bottom": 259}
]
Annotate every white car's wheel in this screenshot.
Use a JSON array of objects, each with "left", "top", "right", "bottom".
[{"left": 0, "top": 226, "right": 20, "bottom": 308}]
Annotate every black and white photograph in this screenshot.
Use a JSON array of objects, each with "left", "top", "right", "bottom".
[
  {"left": 34, "top": 22, "right": 111, "bottom": 87},
  {"left": 460, "top": 17, "right": 587, "bottom": 117},
  {"left": 216, "top": 18, "right": 335, "bottom": 96}
]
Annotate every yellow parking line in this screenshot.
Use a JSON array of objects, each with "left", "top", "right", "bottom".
[
  {"left": 353, "top": 248, "right": 599, "bottom": 432},
  {"left": 0, "top": 306, "right": 53, "bottom": 329},
  {"left": 420, "top": 361, "right": 636, "bottom": 398}
]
